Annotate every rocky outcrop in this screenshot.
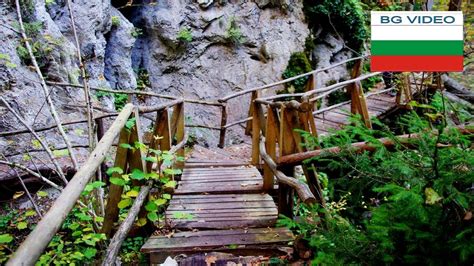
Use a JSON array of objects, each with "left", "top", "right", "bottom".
[{"left": 129, "top": 0, "right": 309, "bottom": 146}]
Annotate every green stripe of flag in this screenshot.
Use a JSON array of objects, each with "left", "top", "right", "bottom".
[{"left": 371, "top": 40, "right": 463, "bottom": 56}]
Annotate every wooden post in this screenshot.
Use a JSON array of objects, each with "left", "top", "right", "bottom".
[
  {"left": 101, "top": 127, "right": 132, "bottom": 237},
  {"left": 251, "top": 100, "right": 261, "bottom": 166},
  {"left": 218, "top": 104, "right": 227, "bottom": 148},
  {"left": 263, "top": 107, "right": 278, "bottom": 191},
  {"left": 278, "top": 107, "right": 296, "bottom": 218},
  {"left": 171, "top": 102, "right": 185, "bottom": 169},
  {"left": 245, "top": 91, "right": 258, "bottom": 135},
  {"left": 7, "top": 104, "right": 135, "bottom": 266},
  {"left": 147, "top": 109, "right": 171, "bottom": 172}
]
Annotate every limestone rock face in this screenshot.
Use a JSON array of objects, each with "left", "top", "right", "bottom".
[{"left": 130, "top": 0, "right": 309, "bottom": 146}]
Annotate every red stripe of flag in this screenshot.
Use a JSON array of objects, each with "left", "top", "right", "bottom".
[{"left": 371, "top": 56, "right": 463, "bottom": 72}]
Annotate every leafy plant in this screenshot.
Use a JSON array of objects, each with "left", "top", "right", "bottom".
[
  {"left": 111, "top": 16, "right": 120, "bottom": 27},
  {"left": 131, "top": 28, "right": 143, "bottom": 38},
  {"left": 303, "top": 0, "right": 368, "bottom": 51},
  {"left": 177, "top": 28, "right": 193, "bottom": 43},
  {"left": 280, "top": 52, "right": 312, "bottom": 94},
  {"left": 225, "top": 17, "right": 245, "bottom": 45}
]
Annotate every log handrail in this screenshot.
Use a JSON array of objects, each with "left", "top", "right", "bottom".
[
  {"left": 218, "top": 56, "right": 367, "bottom": 102},
  {"left": 7, "top": 104, "right": 135, "bottom": 266},
  {"left": 259, "top": 138, "right": 316, "bottom": 204},
  {"left": 277, "top": 127, "right": 474, "bottom": 166}
]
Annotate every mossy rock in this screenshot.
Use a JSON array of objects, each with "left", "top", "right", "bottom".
[{"left": 281, "top": 52, "right": 312, "bottom": 94}]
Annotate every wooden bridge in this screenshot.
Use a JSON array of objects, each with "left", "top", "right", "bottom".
[{"left": 6, "top": 57, "right": 439, "bottom": 265}]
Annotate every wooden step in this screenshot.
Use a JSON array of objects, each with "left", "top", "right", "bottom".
[
  {"left": 175, "top": 166, "right": 264, "bottom": 195},
  {"left": 164, "top": 194, "right": 278, "bottom": 229},
  {"left": 185, "top": 160, "right": 250, "bottom": 168},
  {"left": 141, "top": 227, "right": 294, "bottom": 264}
]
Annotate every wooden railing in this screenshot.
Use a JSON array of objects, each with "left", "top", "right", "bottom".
[{"left": 7, "top": 100, "right": 186, "bottom": 265}]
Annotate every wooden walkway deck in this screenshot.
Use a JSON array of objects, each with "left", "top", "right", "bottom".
[
  {"left": 141, "top": 160, "right": 294, "bottom": 264},
  {"left": 315, "top": 91, "right": 397, "bottom": 134}
]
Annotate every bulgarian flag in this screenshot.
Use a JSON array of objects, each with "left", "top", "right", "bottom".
[{"left": 371, "top": 11, "right": 464, "bottom": 72}]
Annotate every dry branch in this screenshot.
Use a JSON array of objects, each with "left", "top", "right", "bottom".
[
  {"left": 65, "top": 0, "right": 95, "bottom": 151},
  {"left": 14, "top": 0, "right": 79, "bottom": 170},
  {"left": 0, "top": 97, "right": 68, "bottom": 184}
]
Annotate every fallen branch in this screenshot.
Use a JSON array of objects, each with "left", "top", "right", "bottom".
[
  {"left": 259, "top": 139, "right": 316, "bottom": 204},
  {"left": 0, "top": 97, "right": 68, "bottom": 184},
  {"left": 0, "top": 160, "right": 62, "bottom": 190},
  {"left": 14, "top": 0, "right": 79, "bottom": 170}
]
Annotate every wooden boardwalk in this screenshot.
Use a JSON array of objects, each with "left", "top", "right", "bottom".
[
  {"left": 315, "top": 91, "right": 397, "bottom": 134},
  {"left": 141, "top": 160, "right": 294, "bottom": 263}
]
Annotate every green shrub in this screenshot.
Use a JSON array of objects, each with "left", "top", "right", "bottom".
[
  {"left": 290, "top": 96, "right": 474, "bottom": 264},
  {"left": 177, "top": 28, "right": 193, "bottom": 43},
  {"left": 131, "top": 28, "right": 143, "bottom": 38},
  {"left": 303, "top": 0, "right": 368, "bottom": 51},
  {"left": 281, "top": 52, "right": 312, "bottom": 94}
]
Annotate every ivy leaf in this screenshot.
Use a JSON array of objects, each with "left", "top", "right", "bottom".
[
  {"left": 126, "top": 190, "right": 139, "bottom": 198},
  {"left": 106, "top": 167, "right": 123, "bottom": 176},
  {"left": 145, "top": 156, "right": 158, "bottom": 163},
  {"left": 164, "top": 169, "right": 182, "bottom": 175},
  {"left": 110, "top": 177, "right": 126, "bottom": 186},
  {"left": 130, "top": 169, "right": 145, "bottom": 180},
  {"left": 118, "top": 198, "right": 132, "bottom": 209},
  {"left": 162, "top": 194, "right": 171, "bottom": 200},
  {"left": 17, "top": 221, "right": 28, "bottom": 230},
  {"left": 145, "top": 201, "right": 157, "bottom": 212},
  {"left": 147, "top": 211, "right": 158, "bottom": 222},
  {"left": 0, "top": 234, "right": 13, "bottom": 244}
]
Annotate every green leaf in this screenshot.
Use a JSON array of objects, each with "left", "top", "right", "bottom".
[
  {"left": 119, "top": 143, "right": 133, "bottom": 150},
  {"left": 145, "top": 156, "right": 158, "bottom": 163},
  {"left": 118, "top": 198, "right": 132, "bottom": 209},
  {"left": 110, "top": 177, "right": 126, "bottom": 186},
  {"left": 424, "top": 187, "right": 442, "bottom": 205},
  {"left": 147, "top": 211, "right": 158, "bottom": 222},
  {"left": 164, "top": 180, "right": 177, "bottom": 188},
  {"left": 0, "top": 234, "right": 13, "bottom": 244},
  {"left": 125, "top": 117, "right": 136, "bottom": 130},
  {"left": 52, "top": 149, "right": 69, "bottom": 157},
  {"left": 155, "top": 198, "right": 167, "bottom": 206},
  {"left": 164, "top": 169, "right": 182, "bottom": 175},
  {"left": 162, "top": 194, "right": 171, "bottom": 200},
  {"left": 145, "top": 201, "right": 157, "bottom": 212},
  {"left": 130, "top": 169, "right": 145, "bottom": 180},
  {"left": 172, "top": 212, "right": 194, "bottom": 220},
  {"left": 17, "top": 221, "right": 28, "bottom": 230},
  {"left": 24, "top": 210, "right": 36, "bottom": 217},
  {"left": 37, "top": 190, "right": 48, "bottom": 197},
  {"left": 145, "top": 172, "right": 159, "bottom": 180},
  {"left": 106, "top": 167, "right": 123, "bottom": 176},
  {"left": 83, "top": 248, "right": 97, "bottom": 259}
]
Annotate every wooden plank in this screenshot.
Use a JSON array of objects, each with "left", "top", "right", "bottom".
[
  {"left": 166, "top": 218, "right": 276, "bottom": 229},
  {"left": 185, "top": 162, "right": 250, "bottom": 168},
  {"left": 174, "top": 184, "right": 263, "bottom": 195},
  {"left": 169, "top": 194, "right": 273, "bottom": 204},
  {"left": 172, "top": 193, "right": 270, "bottom": 199},
  {"left": 251, "top": 99, "right": 261, "bottom": 165},
  {"left": 179, "top": 178, "right": 262, "bottom": 185},
  {"left": 166, "top": 208, "right": 276, "bottom": 215},
  {"left": 166, "top": 210, "right": 277, "bottom": 217},
  {"left": 168, "top": 201, "right": 275, "bottom": 210},
  {"left": 141, "top": 228, "right": 293, "bottom": 252},
  {"left": 263, "top": 107, "right": 277, "bottom": 191}
]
